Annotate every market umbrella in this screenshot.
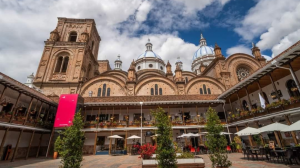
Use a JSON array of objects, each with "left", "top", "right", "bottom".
[
  {"left": 127, "top": 135, "right": 141, "bottom": 139},
  {"left": 281, "top": 120, "right": 300, "bottom": 132},
  {"left": 220, "top": 132, "right": 233, "bottom": 135},
  {"left": 108, "top": 135, "right": 124, "bottom": 154},
  {"left": 259, "top": 122, "right": 289, "bottom": 132},
  {"left": 235, "top": 127, "right": 261, "bottom": 136},
  {"left": 108, "top": 135, "right": 124, "bottom": 139}
]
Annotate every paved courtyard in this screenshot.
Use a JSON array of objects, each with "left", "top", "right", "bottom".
[{"left": 1, "top": 153, "right": 299, "bottom": 168}]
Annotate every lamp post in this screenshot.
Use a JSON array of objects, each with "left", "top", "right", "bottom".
[{"left": 140, "top": 102, "right": 143, "bottom": 145}]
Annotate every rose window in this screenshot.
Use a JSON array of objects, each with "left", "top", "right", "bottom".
[{"left": 237, "top": 68, "right": 250, "bottom": 81}]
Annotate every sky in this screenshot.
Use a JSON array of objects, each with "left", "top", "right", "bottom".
[{"left": 1, "top": 0, "right": 300, "bottom": 83}]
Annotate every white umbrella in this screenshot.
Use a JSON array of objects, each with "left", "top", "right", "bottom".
[
  {"left": 220, "top": 132, "right": 232, "bottom": 135},
  {"left": 150, "top": 134, "right": 160, "bottom": 137},
  {"left": 282, "top": 120, "right": 300, "bottom": 132},
  {"left": 259, "top": 122, "right": 289, "bottom": 132},
  {"left": 235, "top": 127, "right": 261, "bottom": 136},
  {"left": 127, "top": 135, "right": 141, "bottom": 139},
  {"left": 108, "top": 135, "right": 124, "bottom": 139}
]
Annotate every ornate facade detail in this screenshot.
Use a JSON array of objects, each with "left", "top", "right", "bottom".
[{"left": 236, "top": 68, "right": 250, "bottom": 81}]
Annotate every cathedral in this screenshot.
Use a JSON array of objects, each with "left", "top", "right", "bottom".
[
  {"left": 1, "top": 17, "right": 300, "bottom": 159},
  {"left": 34, "top": 17, "right": 269, "bottom": 98}
]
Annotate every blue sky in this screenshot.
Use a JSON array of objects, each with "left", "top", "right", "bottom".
[{"left": 1, "top": 0, "right": 300, "bottom": 82}]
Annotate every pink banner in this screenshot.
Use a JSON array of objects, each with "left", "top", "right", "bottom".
[{"left": 54, "top": 94, "right": 79, "bottom": 128}]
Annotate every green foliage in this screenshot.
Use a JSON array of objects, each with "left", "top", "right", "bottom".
[
  {"left": 253, "top": 135, "right": 262, "bottom": 146},
  {"left": 59, "top": 111, "right": 85, "bottom": 168},
  {"left": 54, "top": 135, "right": 63, "bottom": 152},
  {"left": 205, "top": 107, "right": 232, "bottom": 168},
  {"left": 152, "top": 107, "right": 177, "bottom": 168},
  {"left": 177, "top": 152, "right": 194, "bottom": 158}
]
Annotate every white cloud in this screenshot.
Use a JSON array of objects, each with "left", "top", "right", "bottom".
[
  {"left": 0, "top": 0, "right": 229, "bottom": 82},
  {"left": 226, "top": 45, "right": 252, "bottom": 56},
  {"left": 136, "top": 0, "right": 152, "bottom": 22},
  {"left": 235, "top": 0, "right": 300, "bottom": 57}
]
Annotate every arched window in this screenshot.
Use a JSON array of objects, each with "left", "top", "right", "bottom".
[
  {"left": 54, "top": 57, "right": 63, "bottom": 72},
  {"left": 102, "top": 84, "right": 106, "bottom": 97},
  {"left": 155, "top": 84, "right": 158, "bottom": 95},
  {"left": 97, "top": 88, "right": 101, "bottom": 97},
  {"left": 107, "top": 88, "right": 110, "bottom": 96},
  {"left": 159, "top": 88, "right": 162, "bottom": 95},
  {"left": 207, "top": 88, "right": 211, "bottom": 94},
  {"left": 151, "top": 88, "right": 154, "bottom": 95},
  {"left": 200, "top": 88, "right": 203, "bottom": 94},
  {"left": 203, "top": 84, "right": 207, "bottom": 94},
  {"left": 185, "top": 77, "right": 188, "bottom": 84},
  {"left": 61, "top": 57, "right": 69, "bottom": 73},
  {"left": 286, "top": 79, "right": 300, "bottom": 97},
  {"left": 69, "top": 32, "right": 77, "bottom": 42}
]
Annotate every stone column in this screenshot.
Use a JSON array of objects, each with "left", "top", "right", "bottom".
[
  {"left": 11, "top": 129, "right": 24, "bottom": 162},
  {"left": 245, "top": 123, "right": 254, "bottom": 147},
  {"left": 0, "top": 128, "right": 9, "bottom": 159},
  {"left": 270, "top": 119, "right": 282, "bottom": 148},
  {"left": 23, "top": 97, "right": 34, "bottom": 125},
  {"left": 25, "top": 131, "right": 35, "bottom": 160},
  {"left": 46, "top": 128, "right": 55, "bottom": 157},
  {"left": 9, "top": 92, "right": 22, "bottom": 123},
  {"left": 236, "top": 93, "right": 243, "bottom": 111},
  {"left": 284, "top": 115, "right": 298, "bottom": 144},
  {"left": 245, "top": 87, "right": 252, "bottom": 110},
  {"left": 268, "top": 74, "right": 281, "bottom": 101}
]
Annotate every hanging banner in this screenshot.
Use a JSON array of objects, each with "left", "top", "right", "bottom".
[{"left": 54, "top": 94, "right": 83, "bottom": 128}]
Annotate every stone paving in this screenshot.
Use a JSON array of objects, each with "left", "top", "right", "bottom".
[{"left": 1, "top": 153, "right": 300, "bottom": 168}]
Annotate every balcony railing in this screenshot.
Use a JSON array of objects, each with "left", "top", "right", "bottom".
[{"left": 227, "top": 97, "right": 300, "bottom": 123}]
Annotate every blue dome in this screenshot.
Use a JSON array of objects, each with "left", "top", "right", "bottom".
[
  {"left": 193, "top": 46, "right": 215, "bottom": 61},
  {"left": 137, "top": 51, "right": 162, "bottom": 59}
]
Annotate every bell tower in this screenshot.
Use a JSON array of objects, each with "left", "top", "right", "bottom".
[{"left": 34, "top": 17, "right": 101, "bottom": 96}]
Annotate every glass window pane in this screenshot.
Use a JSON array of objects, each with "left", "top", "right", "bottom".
[{"left": 102, "top": 84, "right": 106, "bottom": 97}]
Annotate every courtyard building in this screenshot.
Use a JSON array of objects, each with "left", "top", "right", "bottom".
[{"left": 1, "top": 17, "right": 300, "bottom": 159}]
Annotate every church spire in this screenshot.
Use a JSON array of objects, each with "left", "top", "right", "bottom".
[{"left": 199, "top": 33, "right": 207, "bottom": 47}]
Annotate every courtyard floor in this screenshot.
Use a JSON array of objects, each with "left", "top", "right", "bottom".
[{"left": 1, "top": 153, "right": 300, "bottom": 168}]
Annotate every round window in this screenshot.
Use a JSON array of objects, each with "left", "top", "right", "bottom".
[
  {"left": 149, "top": 64, "right": 153, "bottom": 68},
  {"left": 137, "top": 66, "right": 141, "bottom": 70},
  {"left": 237, "top": 68, "right": 250, "bottom": 81}
]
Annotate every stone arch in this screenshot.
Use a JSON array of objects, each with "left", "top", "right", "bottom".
[
  {"left": 102, "top": 70, "right": 128, "bottom": 83},
  {"left": 80, "top": 76, "right": 126, "bottom": 97},
  {"left": 135, "top": 76, "right": 177, "bottom": 96},
  {"left": 137, "top": 70, "right": 165, "bottom": 81},
  {"left": 225, "top": 54, "right": 261, "bottom": 84},
  {"left": 185, "top": 76, "right": 225, "bottom": 95}
]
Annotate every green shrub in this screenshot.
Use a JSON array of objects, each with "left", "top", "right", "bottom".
[
  {"left": 177, "top": 152, "right": 194, "bottom": 158},
  {"left": 59, "top": 111, "right": 85, "bottom": 168},
  {"left": 205, "top": 107, "right": 232, "bottom": 168},
  {"left": 152, "top": 107, "right": 177, "bottom": 168}
]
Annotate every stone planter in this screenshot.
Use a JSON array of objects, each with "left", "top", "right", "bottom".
[{"left": 142, "top": 158, "right": 205, "bottom": 168}]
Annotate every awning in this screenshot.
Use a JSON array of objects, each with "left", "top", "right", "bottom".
[
  {"left": 235, "top": 127, "right": 261, "bottom": 136},
  {"left": 281, "top": 120, "right": 300, "bottom": 132},
  {"left": 259, "top": 122, "right": 289, "bottom": 132}
]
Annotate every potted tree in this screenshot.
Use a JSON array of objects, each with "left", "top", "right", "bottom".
[
  {"left": 234, "top": 136, "right": 242, "bottom": 153},
  {"left": 54, "top": 135, "right": 63, "bottom": 159},
  {"left": 205, "top": 107, "right": 232, "bottom": 168}
]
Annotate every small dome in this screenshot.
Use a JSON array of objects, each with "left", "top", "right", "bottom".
[
  {"left": 137, "top": 51, "right": 162, "bottom": 59},
  {"left": 193, "top": 46, "right": 215, "bottom": 61},
  {"left": 27, "top": 73, "right": 34, "bottom": 78}
]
